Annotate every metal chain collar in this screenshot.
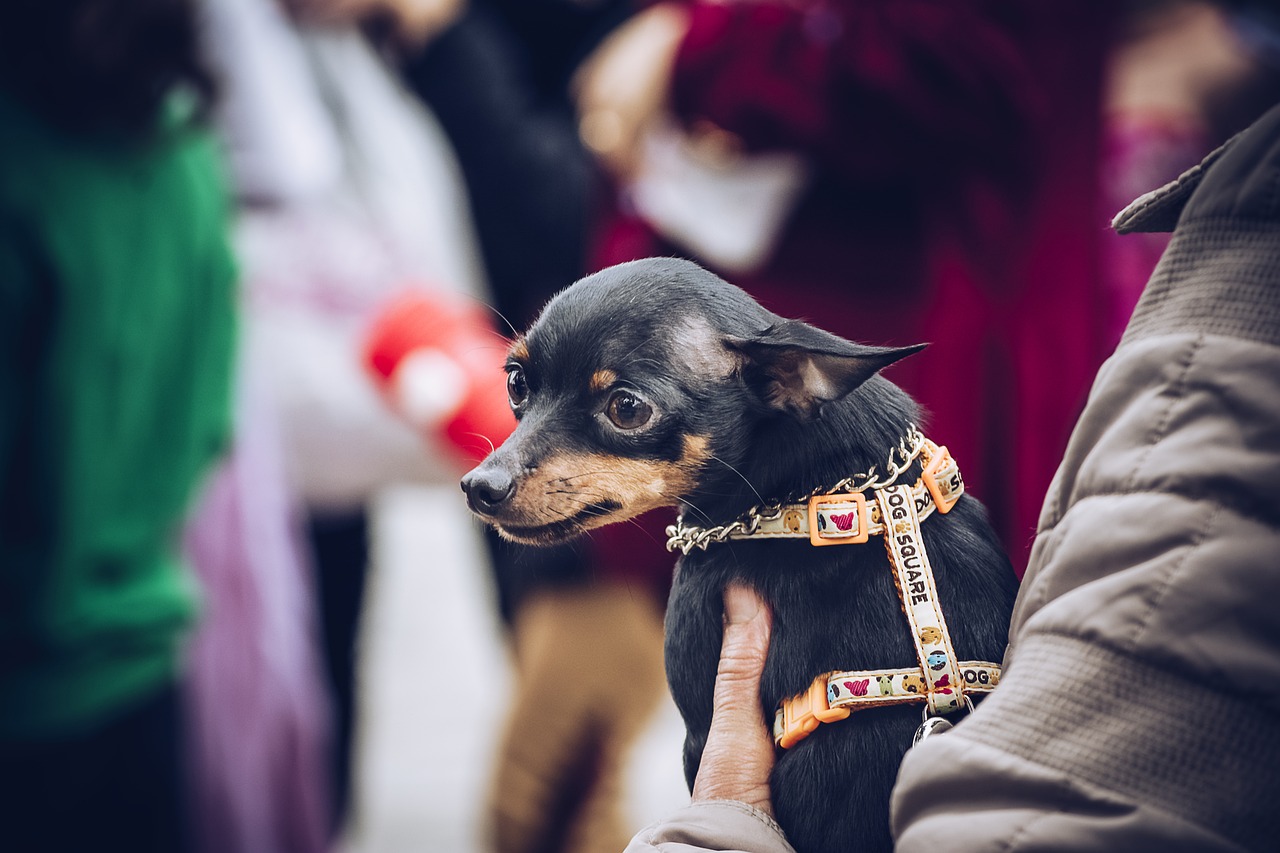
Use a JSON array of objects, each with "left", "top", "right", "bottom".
[{"left": 665, "top": 426, "right": 927, "bottom": 555}]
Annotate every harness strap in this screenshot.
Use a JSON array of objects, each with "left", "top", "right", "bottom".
[
  {"left": 770, "top": 447, "right": 998, "bottom": 749},
  {"left": 720, "top": 441, "right": 963, "bottom": 546},
  {"left": 875, "top": 484, "right": 965, "bottom": 716},
  {"left": 773, "top": 661, "right": 1001, "bottom": 749}
]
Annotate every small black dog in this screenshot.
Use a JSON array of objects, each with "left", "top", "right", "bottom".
[{"left": 462, "top": 258, "right": 1017, "bottom": 852}]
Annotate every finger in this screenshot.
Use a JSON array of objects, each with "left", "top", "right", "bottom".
[{"left": 692, "top": 583, "right": 776, "bottom": 814}]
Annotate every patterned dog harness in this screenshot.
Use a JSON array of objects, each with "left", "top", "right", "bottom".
[{"left": 666, "top": 432, "right": 1003, "bottom": 749}]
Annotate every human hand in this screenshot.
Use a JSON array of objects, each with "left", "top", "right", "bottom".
[
  {"left": 573, "top": 2, "right": 691, "bottom": 180},
  {"left": 691, "top": 583, "right": 776, "bottom": 815}
]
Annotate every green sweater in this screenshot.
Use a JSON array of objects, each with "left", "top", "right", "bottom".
[{"left": 0, "top": 94, "right": 236, "bottom": 739}]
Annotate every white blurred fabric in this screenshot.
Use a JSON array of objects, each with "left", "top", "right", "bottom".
[{"left": 629, "top": 120, "right": 808, "bottom": 275}]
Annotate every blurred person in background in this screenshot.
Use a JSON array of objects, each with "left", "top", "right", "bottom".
[
  {"left": 179, "top": 5, "right": 337, "bottom": 851},
  {"left": 577, "top": 0, "right": 1118, "bottom": 578},
  {"left": 401, "top": 4, "right": 674, "bottom": 852},
  {"left": 0, "top": 1, "right": 237, "bottom": 851},
  {"left": 197, "top": 0, "right": 492, "bottom": 843}
]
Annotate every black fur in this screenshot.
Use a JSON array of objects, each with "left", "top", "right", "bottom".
[{"left": 462, "top": 258, "right": 1018, "bottom": 852}]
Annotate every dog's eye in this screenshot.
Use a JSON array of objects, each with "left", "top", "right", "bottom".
[
  {"left": 606, "top": 391, "right": 652, "bottom": 430},
  {"left": 507, "top": 367, "right": 529, "bottom": 409}
]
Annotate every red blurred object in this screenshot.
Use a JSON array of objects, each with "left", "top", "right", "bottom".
[{"left": 363, "top": 290, "right": 515, "bottom": 467}]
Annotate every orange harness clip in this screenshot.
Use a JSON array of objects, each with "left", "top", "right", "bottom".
[
  {"left": 775, "top": 674, "right": 850, "bottom": 749},
  {"left": 921, "top": 443, "right": 963, "bottom": 515}
]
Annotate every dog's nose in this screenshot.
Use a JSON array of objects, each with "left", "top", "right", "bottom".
[{"left": 461, "top": 468, "right": 516, "bottom": 515}]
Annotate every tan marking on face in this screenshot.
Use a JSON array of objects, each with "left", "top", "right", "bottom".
[
  {"left": 680, "top": 435, "right": 712, "bottom": 468},
  {"left": 495, "top": 435, "right": 713, "bottom": 542},
  {"left": 509, "top": 337, "right": 530, "bottom": 362},
  {"left": 589, "top": 369, "right": 618, "bottom": 393}
]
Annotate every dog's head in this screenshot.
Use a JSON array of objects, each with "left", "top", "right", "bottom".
[{"left": 461, "top": 258, "right": 922, "bottom": 545}]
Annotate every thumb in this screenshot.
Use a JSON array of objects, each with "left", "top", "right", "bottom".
[{"left": 692, "top": 582, "right": 776, "bottom": 814}]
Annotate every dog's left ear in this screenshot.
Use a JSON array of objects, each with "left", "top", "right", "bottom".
[{"left": 727, "top": 320, "right": 926, "bottom": 419}]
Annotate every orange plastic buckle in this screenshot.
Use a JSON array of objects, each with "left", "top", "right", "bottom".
[
  {"left": 777, "top": 675, "right": 851, "bottom": 749},
  {"left": 807, "top": 492, "right": 869, "bottom": 547},
  {"left": 922, "top": 445, "right": 962, "bottom": 514}
]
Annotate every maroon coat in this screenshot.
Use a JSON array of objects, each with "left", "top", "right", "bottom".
[{"left": 591, "top": 0, "right": 1116, "bottom": 576}]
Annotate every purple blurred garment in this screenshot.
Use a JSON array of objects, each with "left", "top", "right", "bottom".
[{"left": 182, "top": 365, "right": 333, "bottom": 853}]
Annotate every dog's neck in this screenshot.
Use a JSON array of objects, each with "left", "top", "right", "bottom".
[{"left": 688, "top": 375, "right": 920, "bottom": 524}]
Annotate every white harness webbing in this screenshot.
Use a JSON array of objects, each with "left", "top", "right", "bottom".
[
  {"left": 876, "top": 484, "right": 966, "bottom": 716},
  {"left": 755, "top": 444, "right": 1002, "bottom": 749}
]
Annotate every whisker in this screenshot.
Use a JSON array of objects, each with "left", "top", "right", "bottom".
[
  {"left": 462, "top": 295, "right": 520, "bottom": 338},
  {"left": 460, "top": 432, "right": 497, "bottom": 455},
  {"left": 674, "top": 495, "right": 715, "bottom": 526},
  {"left": 615, "top": 337, "right": 653, "bottom": 365},
  {"left": 547, "top": 475, "right": 707, "bottom": 526},
  {"left": 620, "top": 515, "right": 667, "bottom": 546},
  {"left": 543, "top": 490, "right": 612, "bottom": 507},
  {"left": 709, "top": 454, "right": 765, "bottom": 505},
  {"left": 537, "top": 488, "right": 617, "bottom": 518},
  {"left": 556, "top": 470, "right": 625, "bottom": 483}
]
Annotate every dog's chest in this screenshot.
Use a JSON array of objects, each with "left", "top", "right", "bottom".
[{"left": 664, "top": 543, "right": 920, "bottom": 726}]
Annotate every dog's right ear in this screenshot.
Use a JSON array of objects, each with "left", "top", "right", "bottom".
[{"left": 727, "top": 321, "right": 925, "bottom": 420}]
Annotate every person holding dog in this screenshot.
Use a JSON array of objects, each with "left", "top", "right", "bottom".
[{"left": 625, "top": 97, "right": 1280, "bottom": 853}]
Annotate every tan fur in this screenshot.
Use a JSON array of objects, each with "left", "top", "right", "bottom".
[
  {"left": 496, "top": 435, "right": 712, "bottom": 542},
  {"left": 589, "top": 369, "right": 618, "bottom": 393},
  {"left": 509, "top": 337, "right": 530, "bottom": 362}
]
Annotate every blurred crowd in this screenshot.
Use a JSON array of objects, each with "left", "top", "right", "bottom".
[{"left": 1, "top": 1, "right": 1278, "bottom": 852}]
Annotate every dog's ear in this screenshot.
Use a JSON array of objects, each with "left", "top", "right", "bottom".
[{"left": 727, "top": 320, "right": 925, "bottom": 419}]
